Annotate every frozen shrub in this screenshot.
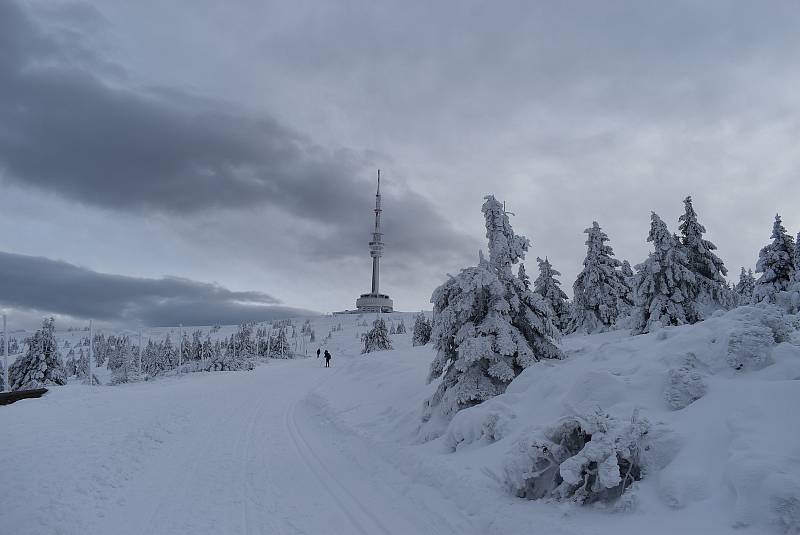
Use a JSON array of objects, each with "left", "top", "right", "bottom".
[
  {"left": 756, "top": 304, "right": 792, "bottom": 343},
  {"left": 444, "top": 403, "right": 515, "bottom": 452},
  {"left": 505, "top": 410, "right": 649, "bottom": 504},
  {"left": 206, "top": 348, "right": 255, "bottom": 371},
  {"left": 727, "top": 324, "right": 775, "bottom": 371},
  {"left": 665, "top": 353, "right": 707, "bottom": 410}
]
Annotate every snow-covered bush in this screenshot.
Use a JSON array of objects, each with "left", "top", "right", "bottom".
[
  {"left": 362, "top": 318, "right": 393, "bottom": 353},
  {"left": 206, "top": 345, "right": 255, "bottom": 371},
  {"left": 504, "top": 410, "right": 649, "bottom": 504},
  {"left": 664, "top": 353, "right": 707, "bottom": 410},
  {"left": 754, "top": 214, "right": 796, "bottom": 304},
  {"left": 443, "top": 401, "right": 515, "bottom": 451},
  {"left": 421, "top": 196, "right": 561, "bottom": 439},
  {"left": 412, "top": 313, "right": 432, "bottom": 346},
  {"left": 571, "top": 222, "right": 632, "bottom": 333},
  {"left": 9, "top": 317, "right": 66, "bottom": 390}
]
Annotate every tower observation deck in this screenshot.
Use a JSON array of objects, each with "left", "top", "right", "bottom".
[{"left": 355, "top": 170, "right": 394, "bottom": 313}]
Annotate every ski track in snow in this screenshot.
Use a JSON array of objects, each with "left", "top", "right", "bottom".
[{"left": 1, "top": 353, "right": 469, "bottom": 535}]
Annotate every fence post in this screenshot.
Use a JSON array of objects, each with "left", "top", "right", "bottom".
[
  {"left": 178, "top": 324, "right": 183, "bottom": 375},
  {"left": 3, "top": 314, "right": 8, "bottom": 392},
  {"left": 88, "top": 320, "right": 93, "bottom": 386}
]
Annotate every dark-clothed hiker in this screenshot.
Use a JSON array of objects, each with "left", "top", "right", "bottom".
[
  {"left": 317, "top": 348, "right": 321, "bottom": 359},
  {"left": 324, "top": 350, "right": 331, "bottom": 368}
]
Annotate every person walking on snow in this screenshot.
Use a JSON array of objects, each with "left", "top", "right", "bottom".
[
  {"left": 324, "top": 350, "right": 332, "bottom": 368},
  {"left": 316, "top": 348, "right": 321, "bottom": 359}
]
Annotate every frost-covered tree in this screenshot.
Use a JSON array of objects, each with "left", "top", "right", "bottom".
[
  {"left": 753, "top": 214, "right": 796, "bottom": 304},
  {"left": 422, "top": 196, "right": 562, "bottom": 437},
  {"left": 734, "top": 267, "right": 756, "bottom": 302},
  {"left": 678, "top": 196, "right": 730, "bottom": 308},
  {"left": 533, "top": 257, "right": 571, "bottom": 333},
  {"left": 620, "top": 260, "right": 636, "bottom": 307},
  {"left": 268, "top": 327, "right": 290, "bottom": 358},
  {"left": 412, "top": 313, "right": 432, "bottom": 346},
  {"left": 396, "top": 320, "right": 406, "bottom": 334},
  {"left": 794, "top": 232, "right": 800, "bottom": 283},
  {"left": 9, "top": 317, "right": 66, "bottom": 390},
  {"left": 161, "top": 335, "right": 177, "bottom": 370},
  {"left": 92, "top": 333, "right": 107, "bottom": 367},
  {"left": 362, "top": 318, "right": 393, "bottom": 353},
  {"left": 632, "top": 213, "right": 699, "bottom": 334},
  {"left": 571, "top": 222, "right": 631, "bottom": 333}
]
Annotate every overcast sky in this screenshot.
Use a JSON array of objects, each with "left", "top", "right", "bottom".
[{"left": 1, "top": 0, "right": 799, "bottom": 329}]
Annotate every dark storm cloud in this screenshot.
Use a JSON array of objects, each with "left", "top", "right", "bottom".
[
  {"left": 0, "top": 251, "right": 312, "bottom": 326},
  {"left": 0, "top": 0, "right": 473, "bottom": 260}
]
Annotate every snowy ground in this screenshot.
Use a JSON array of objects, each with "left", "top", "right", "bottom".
[{"left": 2, "top": 309, "right": 800, "bottom": 534}]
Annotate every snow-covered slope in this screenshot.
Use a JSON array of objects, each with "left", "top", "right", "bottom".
[{"left": 2, "top": 308, "right": 799, "bottom": 534}]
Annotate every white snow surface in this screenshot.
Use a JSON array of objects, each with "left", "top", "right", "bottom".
[{"left": 2, "top": 308, "right": 800, "bottom": 534}]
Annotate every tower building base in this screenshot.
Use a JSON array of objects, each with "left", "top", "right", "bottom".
[{"left": 355, "top": 293, "right": 394, "bottom": 313}]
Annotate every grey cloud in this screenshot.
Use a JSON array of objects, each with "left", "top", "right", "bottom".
[
  {"left": 0, "top": 251, "right": 313, "bottom": 326},
  {"left": 0, "top": 0, "right": 473, "bottom": 262}
]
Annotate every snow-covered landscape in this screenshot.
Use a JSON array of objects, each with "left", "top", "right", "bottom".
[
  {"left": 3, "top": 1, "right": 800, "bottom": 534},
  {"left": 3, "top": 194, "right": 800, "bottom": 535}
]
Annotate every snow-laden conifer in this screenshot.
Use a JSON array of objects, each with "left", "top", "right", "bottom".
[
  {"left": 268, "top": 328, "right": 290, "bottom": 358},
  {"left": 421, "top": 196, "right": 561, "bottom": 438},
  {"left": 532, "top": 257, "right": 571, "bottom": 332},
  {"left": 632, "top": 213, "right": 699, "bottom": 334},
  {"left": 412, "top": 313, "right": 432, "bottom": 346},
  {"left": 795, "top": 232, "right": 800, "bottom": 283},
  {"left": 734, "top": 267, "right": 756, "bottom": 302},
  {"left": 9, "top": 317, "right": 66, "bottom": 390},
  {"left": 362, "top": 318, "right": 393, "bottom": 353},
  {"left": 571, "top": 222, "right": 631, "bottom": 333},
  {"left": 678, "top": 196, "right": 730, "bottom": 309},
  {"left": 753, "top": 214, "right": 796, "bottom": 304}
]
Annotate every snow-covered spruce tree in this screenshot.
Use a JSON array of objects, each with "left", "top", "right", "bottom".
[
  {"left": 794, "top": 231, "right": 800, "bottom": 283},
  {"left": 532, "top": 257, "right": 571, "bottom": 333},
  {"left": 412, "top": 313, "right": 432, "bottom": 346},
  {"left": 734, "top": 267, "right": 756, "bottom": 303},
  {"left": 268, "top": 327, "right": 290, "bottom": 358},
  {"left": 108, "top": 335, "right": 136, "bottom": 384},
  {"left": 9, "top": 317, "right": 66, "bottom": 390},
  {"left": 678, "top": 196, "right": 730, "bottom": 309},
  {"left": 396, "top": 320, "right": 406, "bottom": 334},
  {"left": 753, "top": 214, "right": 796, "bottom": 304},
  {"left": 632, "top": 213, "right": 699, "bottom": 334},
  {"left": 93, "top": 333, "right": 107, "bottom": 367},
  {"left": 571, "top": 222, "right": 632, "bottom": 333},
  {"left": 362, "top": 318, "right": 393, "bottom": 353},
  {"left": 421, "top": 196, "right": 562, "bottom": 437}
]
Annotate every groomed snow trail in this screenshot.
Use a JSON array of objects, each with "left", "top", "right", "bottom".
[{"left": 1, "top": 356, "right": 470, "bottom": 535}]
